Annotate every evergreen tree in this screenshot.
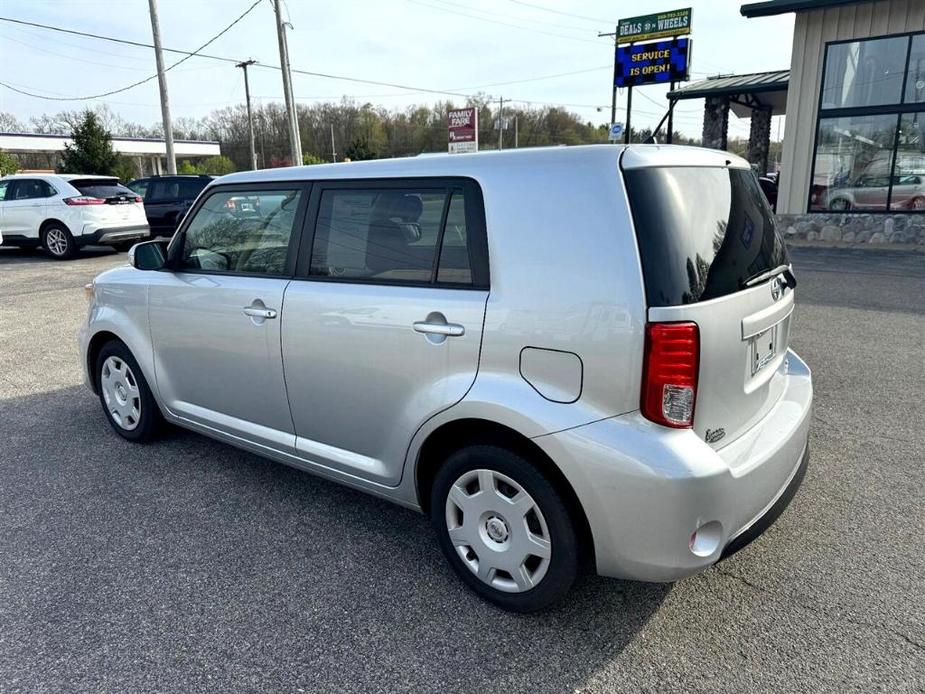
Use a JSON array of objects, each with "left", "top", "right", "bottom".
[{"left": 59, "top": 111, "right": 119, "bottom": 175}]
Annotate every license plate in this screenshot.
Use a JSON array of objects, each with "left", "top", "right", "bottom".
[{"left": 750, "top": 327, "right": 777, "bottom": 375}]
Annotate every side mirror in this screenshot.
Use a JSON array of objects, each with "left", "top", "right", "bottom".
[{"left": 129, "top": 239, "right": 169, "bottom": 270}]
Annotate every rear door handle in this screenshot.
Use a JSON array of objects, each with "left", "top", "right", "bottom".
[
  {"left": 413, "top": 321, "right": 464, "bottom": 337},
  {"left": 243, "top": 306, "right": 277, "bottom": 319}
]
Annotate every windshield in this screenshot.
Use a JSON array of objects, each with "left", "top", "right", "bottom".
[{"left": 624, "top": 166, "right": 789, "bottom": 307}]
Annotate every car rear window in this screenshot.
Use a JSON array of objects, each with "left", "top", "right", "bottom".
[
  {"left": 71, "top": 179, "right": 136, "bottom": 198},
  {"left": 623, "top": 166, "right": 789, "bottom": 307}
]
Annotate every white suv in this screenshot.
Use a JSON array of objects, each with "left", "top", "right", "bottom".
[{"left": 0, "top": 174, "right": 149, "bottom": 259}]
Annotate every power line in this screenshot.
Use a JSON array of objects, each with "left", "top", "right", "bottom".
[
  {"left": 0, "top": 14, "right": 611, "bottom": 111},
  {"left": 405, "top": 0, "right": 607, "bottom": 45},
  {"left": 0, "top": 16, "right": 242, "bottom": 64},
  {"left": 506, "top": 0, "right": 616, "bottom": 25},
  {"left": 0, "top": 0, "right": 261, "bottom": 101},
  {"left": 426, "top": 0, "right": 594, "bottom": 33}
]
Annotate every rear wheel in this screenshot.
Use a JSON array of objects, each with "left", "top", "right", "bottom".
[
  {"left": 430, "top": 445, "right": 580, "bottom": 612},
  {"left": 41, "top": 224, "right": 77, "bottom": 260},
  {"left": 828, "top": 197, "right": 851, "bottom": 212},
  {"left": 95, "top": 341, "right": 162, "bottom": 442},
  {"left": 910, "top": 196, "right": 925, "bottom": 210}
]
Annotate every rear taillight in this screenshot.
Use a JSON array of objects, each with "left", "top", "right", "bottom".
[
  {"left": 641, "top": 322, "right": 700, "bottom": 428},
  {"left": 63, "top": 196, "right": 105, "bottom": 205},
  {"left": 134, "top": 196, "right": 143, "bottom": 203}
]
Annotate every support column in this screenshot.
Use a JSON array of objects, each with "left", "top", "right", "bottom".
[
  {"left": 748, "top": 106, "right": 772, "bottom": 174},
  {"left": 702, "top": 96, "right": 729, "bottom": 151}
]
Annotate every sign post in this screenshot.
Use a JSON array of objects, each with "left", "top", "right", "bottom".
[{"left": 448, "top": 107, "right": 478, "bottom": 154}]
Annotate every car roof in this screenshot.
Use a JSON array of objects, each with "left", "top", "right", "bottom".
[
  {"left": 57, "top": 174, "right": 119, "bottom": 181},
  {"left": 217, "top": 145, "right": 752, "bottom": 187}
]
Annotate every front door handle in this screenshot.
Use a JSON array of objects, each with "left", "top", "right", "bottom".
[
  {"left": 243, "top": 306, "right": 277, "bottom": 319},
  {"left": 413, "top": 321, "right": 464, "bottom": 337}
]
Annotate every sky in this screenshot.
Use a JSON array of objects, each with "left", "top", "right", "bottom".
[{"left": 0, "top": 0, "right": 795, "bottom": 141}]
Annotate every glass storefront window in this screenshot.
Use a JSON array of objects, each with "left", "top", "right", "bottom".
[
  {"left": 811, "top": 33, "right": 925, "bottom": 213},
  {"left": 810, "top": 114, "right": 897, "bottom": 212},
  {"left": 821, "top": 36, "right": 908, "bottom": 109},
  {"left": 906, "top": 35, "right": 925, "bottom": 104},
  {"left": 890, "top": 113, "right": 925, "bottom": 211}
]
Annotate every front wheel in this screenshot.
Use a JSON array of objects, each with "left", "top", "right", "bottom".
[
  {"left": 431, "top": 445, "right": 580, "bottom": 612},
  {"left": 95, "top": 341, "right": 162, "bottom": 442}
]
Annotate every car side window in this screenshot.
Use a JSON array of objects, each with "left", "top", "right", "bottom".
[
  {"left": 178, "top": 179, "right": 206, "bottom": 200},
  {"left": 0, "top": 181, "right": 9, "bottom": 201},
  {"left": 437, "top": 191, "right": 471, "bottom": 285},
  {"left": 10, "top": 179, "right": 48, "bottom": 200},
  {"left": 128, "top": 180, "right": 148, "bottom": 198},
  {"left": 309, "top": 186, "right": 479, "bottom": 286},
  {"left": 149, "top": 180, "right": 179, "bottom": 203},
  {"left": 40, "top": 180, "right": 57, "bottom": 197},
  {"left": 178, "top": 188, "right": 302, "bottom": 276}
]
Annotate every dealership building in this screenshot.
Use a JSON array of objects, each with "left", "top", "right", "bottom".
[
  {"left": 672, "top": 0, "right": 924, "bottom": 244},
  {"left": 744, "top": 0, "right": 924, "bottom": 243}
]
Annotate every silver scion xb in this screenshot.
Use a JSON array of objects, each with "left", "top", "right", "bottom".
[{"left": 78, "top": 145, "right": 812, "bottom": 612}]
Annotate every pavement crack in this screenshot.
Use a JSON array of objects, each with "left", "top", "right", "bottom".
[{"left": 715, "top": 566, "right": 925, "bottom": 653}]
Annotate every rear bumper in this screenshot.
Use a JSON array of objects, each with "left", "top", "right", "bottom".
[
  {"left": 534, "top": 348, "right": 813, "bottom": 582},
  {"left": 76, "top": 224, "right": 150, "bottom": 247}
]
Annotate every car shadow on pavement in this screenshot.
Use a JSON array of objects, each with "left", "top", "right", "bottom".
[
  {"left": 0, "top": 385, "right": 669, "bottom": 692},
  {"left": 0, "top": 246, "right": 121, "bottom": 265}
]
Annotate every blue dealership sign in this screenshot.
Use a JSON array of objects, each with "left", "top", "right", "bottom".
[{"left": 615, "top": 37, "right": 691, "bottom": 88}]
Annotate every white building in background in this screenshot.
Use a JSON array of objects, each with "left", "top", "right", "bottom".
[{"left": 0, "top": 132, "right": 221, "bottom": 176}]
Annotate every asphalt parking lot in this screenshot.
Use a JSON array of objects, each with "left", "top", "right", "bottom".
[{"left": 0, "top": 245, "right": 923, "bottom": 693}]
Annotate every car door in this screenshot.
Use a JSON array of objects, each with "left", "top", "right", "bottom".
[
  {"left": 147, "top": 183, "right": 309, "bottom": 451},
  {"left": 2, "top": 179, "right": 51, "bottom": 236},
  {"left": 281, "top": 179, "right": 489, "bottom": 486},
  {"left": 145, "top": 179, "right": 182, "bottom": 236}
]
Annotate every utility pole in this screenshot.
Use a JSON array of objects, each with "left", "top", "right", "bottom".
[
  {"left": 514, "top": 116, "right": 518, "bottom": 148},
  {"left": 598, "top": 28, "right": 618, "bottom": 128},
  {"left": 273, "top": 0, "right": 302, "bottom": 166},
  {"left": 497, "top": 96, "right": 504, "bottom": 150},
  {"left": 330, "top": 123, "right": 337, "bottom": 163},
  {"left": 147, "top": 0, "right": 176, "bottom": 174},
  {"left": 236, "top": 59, "right": 258, "bottom": 170}
]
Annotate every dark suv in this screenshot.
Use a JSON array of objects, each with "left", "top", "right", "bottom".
[{"left": 127, "top": 175, "right": 213, "bottom": 237}]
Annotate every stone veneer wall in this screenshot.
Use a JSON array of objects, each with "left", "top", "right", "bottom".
[{"left": 777, "top": 213, "right": 925, "bottom": 245}]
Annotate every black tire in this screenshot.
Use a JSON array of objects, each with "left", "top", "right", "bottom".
[
  {"left": 430, "top": 445, "right": 580, "bottom": 613},
  {"left": 828, "top": 197, "right": 851, "bottom": 212},
  {"left": 41, "top": 223, "right": 78, "bottom": 260},
  {"left": 94, "top": 340, "right": 162, "bottom": 443}
]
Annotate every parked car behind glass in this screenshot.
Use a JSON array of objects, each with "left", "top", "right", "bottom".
[
  {"left": 127, "top": 174, "right": 213, "bottom": 237},
  {"left": 0, "top": 174, "right": 148, "bottom": 259},
  {"left": 824, "top": 173, "right": 925, "bottom": 211},
  {"left": 79, "top": 146, "right": 812, "bottom": 612}
]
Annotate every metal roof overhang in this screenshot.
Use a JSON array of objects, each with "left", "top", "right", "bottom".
[
  {"left": 740, "top": 0, "right": 877, "bottom": 18},
  {"left": 667, "top": 71, "right": 789, "bottom": 117}
]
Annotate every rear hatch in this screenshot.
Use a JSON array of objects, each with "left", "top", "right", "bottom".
[
  {"left": 621, "top": 149, "right": 794, "bottom": 449},
  {"left": 69, "top": 178, "right": 147, "bottom": 227}
]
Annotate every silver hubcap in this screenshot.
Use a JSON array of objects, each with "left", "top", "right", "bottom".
[
  {"left": 445, "top": 469, "right": 551, "bottom": 593},
  {"left": 45, "top": 228, "right": 69, "bottom": 256},
  {"left": 100, "top": 356, "right": 141, "bottom": 431}
]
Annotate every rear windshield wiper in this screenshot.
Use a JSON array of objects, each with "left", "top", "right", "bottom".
[{"left": 741, "top": 263, "right": 797, "bottom": 289}]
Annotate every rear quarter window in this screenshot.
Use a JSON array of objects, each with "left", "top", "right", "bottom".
[{"left": 623, "top": 166, "right": 789, "bottom": 307}]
